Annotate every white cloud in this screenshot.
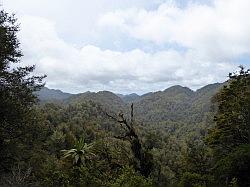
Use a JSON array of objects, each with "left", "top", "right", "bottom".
[
  {"left": 98, "top": 0, "right": 250, "bottom": 61},
  {"left": 4, "top": 0, "right": 165, "bottom": 45},
  {"left": 18, "top": 15, "right": 235, "bottom": 94}
]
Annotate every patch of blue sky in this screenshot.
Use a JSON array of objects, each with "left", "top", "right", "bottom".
[
  {"left": 175, "top": 0, "right": 213, "bottom": 7},
  {"left": 87, "top": 31, "right": 188, "bottom": 54},
  {"left": 235, "top": 55, "right": 250, "bottom": 67}
]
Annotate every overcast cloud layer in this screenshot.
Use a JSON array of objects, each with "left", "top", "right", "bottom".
[{"left": 3, "top": 0, "right": 250, "bottom": 94}]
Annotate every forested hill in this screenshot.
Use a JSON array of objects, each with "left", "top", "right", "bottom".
[
  {"left": 2, "top": 8, "right": 249, "bottom": 186},
  {"left": 36, "top": 87, "right": 73, "bottom": 101},
  {"left": 117, "top": 93, "right": 141, "bottom": 103},
  {"left": 37, "top": 83, "right": 224, "bottom": 124},
  {"left": 39, "top": 83, "right": 223, "bottom": 104},
  {"left": 134, "top": 83, "right": 223, "bottom": 123}
]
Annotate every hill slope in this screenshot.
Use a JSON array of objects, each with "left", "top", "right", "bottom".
[
  {"left": 133, "top": 83, "right": 223, "bottom": 123},
  {"left": 37, "top": 83, "right": 224, "bottom": 124},
  {"left": 117, "top": 93, "right": 141, "bottom": 103},
  {"left": 36, "top": 87, "right": 72, "bottom": 101},
  {"left": 66, "top": 91, "right": 126, "bottom": 112}
]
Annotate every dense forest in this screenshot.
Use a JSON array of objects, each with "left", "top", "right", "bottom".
[{"left": 1, "top": 9, "right": 250, "bottom": 187}]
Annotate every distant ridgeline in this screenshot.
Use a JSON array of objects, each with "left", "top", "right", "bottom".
[
  {"left": 37, "top": 83, "right": 224, "bottom": 125},
  {"left": 36, "top": 87, "right": 73, "bottom": 101}
]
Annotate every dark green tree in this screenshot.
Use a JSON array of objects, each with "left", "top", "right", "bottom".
[
  {"left": 180, "top": 138, "right": 214, "bottom": 187},
  {"left": 0, "top": 9, "right": 45, "bottom": 174},
  {"left": 206, "top": 66, "right": 250, "bottom": 186}
]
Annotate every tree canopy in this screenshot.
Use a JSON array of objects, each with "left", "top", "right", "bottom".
[
  {"left": 0, "top": 8, "right": 249, "bottom": 187},
  {"left": 206, "top": 66, "right": 250, "bottom": 186},
  {"left": 0, "top": 9, "right": 45, "bottom": 176}
]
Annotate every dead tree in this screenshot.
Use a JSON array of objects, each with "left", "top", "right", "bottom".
[{"left": 106, "top": 103, "right": 153, "bottom": 177}]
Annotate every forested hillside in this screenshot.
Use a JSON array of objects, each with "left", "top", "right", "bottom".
[
  {"left": 36, "top": 87, "right": 73, "bottom": 101},
  {"left": 0, "top": 9, "right": 249, "bottom": 187},
  {"left": 38, "top": 83, "right": 223, "bottom": 125}
]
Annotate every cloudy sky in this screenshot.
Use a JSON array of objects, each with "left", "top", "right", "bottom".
[{"left": 3, "top": 0, "right": 250, "bottom": 94}]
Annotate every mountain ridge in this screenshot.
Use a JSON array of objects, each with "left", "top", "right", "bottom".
[
  {"left": 37, "top": 83, "right": 224, "bottom": 124},
  {"left": 38, "top": 83, "right": 223, "bottom": 103},
  {"left": 36, "top": 87, "right": 73, "bottom": 101},
  {"left": 38, "top": 83, "right": 223, "bottom": 102}
]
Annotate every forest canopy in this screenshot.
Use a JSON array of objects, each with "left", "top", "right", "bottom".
[{"left": 0, "top": 9, "right": 249, "bottom": 187}]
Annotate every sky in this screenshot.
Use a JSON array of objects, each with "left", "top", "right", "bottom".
[{"left": 2, "top": 0, "right": 250, "bottom": 94}]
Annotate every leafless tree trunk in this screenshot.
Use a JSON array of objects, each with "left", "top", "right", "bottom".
[{"left": 106, "top": 103, "right": 153, "bottom": 177}]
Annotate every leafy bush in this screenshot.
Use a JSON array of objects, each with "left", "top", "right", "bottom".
[{"left": 109, "top": 166, "right": 153, "bottom": 187}]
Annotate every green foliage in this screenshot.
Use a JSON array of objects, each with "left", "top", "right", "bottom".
[
  {"left": 179, "top": 172, "right": 210, "bottom": 187},
  {"left": 207, "top": 67, "right": 249, "bottom": 152},
  {"left": 43, "top": 165, "right": 104, "bottom": 187},
  {"left": 213, "top": 145, "right": 250, "bottom": 186},
  {"left": 109, "top": 166, "right": 153, "bottom": 187},
  {"left": 1, "top": 9, "right": 248, "bottom": 186},
  {"left": 61, "top": 138, "right": 95, "bottom": 166},
  {"left": 0, "top": 9, "right": 46, "bottom": 184},
  {"left": 206, "top": 66, "right": 250, "bottom": 186},
  {"left": 134, "top": 84, "right": 223, "bottom": 125}
]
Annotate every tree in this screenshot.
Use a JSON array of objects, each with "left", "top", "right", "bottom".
[
  {"left": 206, "top": 66, "right": 250, "bottom": 186},
  {"left": 207, "top": 66, "right": 249, "bottom": 152},
  {"left": 61, "top": 138, "right": 95, "bottom": 166},
  {"left": 179, "top": 138, "right": 214, "bottom": 187},
  {"left": 0, "top": 9, "right": 45, "bottom": 174},
  {"left": 106, "top": 104, "right": 153, "bottom": 177},
  {"left": 109, "top": 166, "right": 153, "bottom": 187}
]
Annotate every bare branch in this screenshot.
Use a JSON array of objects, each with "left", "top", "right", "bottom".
[
  {"left": 114, "top": 133, "right": 130, "bottom": 140},
  {"left": 131, "top": 103, "right": 134, "bottom": 125},
  {"left": 106, "top": 111, "right": 132, "bottom": 131},
  {"left": 105, "top": 112, "right": 119, "bottom": 121}
]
